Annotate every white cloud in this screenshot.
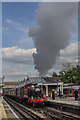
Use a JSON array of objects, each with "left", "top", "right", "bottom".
[
  {"left": 5, "top": 18, "right": 28, "bottom": 34},
  {"left": 42, "top": 0, "right": 79, "bottom": 1},
  {"left": 1, "top": 46, "right": 36, "bottom": 64},
  {"left": 2, "top": 46, "right": 38, "bottom": 81},
  {"left": 6, "top": 19, "right": 13, "bottom": 24},
  {"left": 59, "top": 42, "right": 78, "bottom": 64},
  {"left": 2, "top": 0, "right": 79, "bottom": 2},
  {"left": 48, "top": 42, "right": 78, "bottom": 74},
  {"left": 2, "top": 42, "right": 78, "bottom": 69},
  {"left": 2, "top": 0, "right": 41, "bottom": 2},
  {"left": 2, "top": 63, "right": 39, "bottom": 81},
  {"left": 6, "top": 71, "right": 39, "bottom": 77},
  {"left": 2, "top": 42, "right": 78, "bottom": 81}
]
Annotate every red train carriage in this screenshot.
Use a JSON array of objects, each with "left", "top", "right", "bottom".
[
  {"left": 10, "top": 88, "right": 16, "bottom": 97},
  {"left": 4, "top": 83, "right": 48, "bottom": 107}
]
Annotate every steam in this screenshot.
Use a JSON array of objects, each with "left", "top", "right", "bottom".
[{"left": 29, "top": 3, "right": 78, "bottom": 76}]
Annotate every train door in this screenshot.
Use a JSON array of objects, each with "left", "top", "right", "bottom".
[
  {"left": 24, "top": 85, "right": 28, "bottom": 99},
  {"left": 20, "top": 87, "right": 24, "bottom": 98},
  {"left": 16, "top": 89, "right": 17, "bottom": 96}
]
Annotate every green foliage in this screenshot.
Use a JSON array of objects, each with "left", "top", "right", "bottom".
[
  {"left": 52, "top": 65, "right": 80, "bottom": 85},
  {"left": 52, "top": 72, "right": 58, "bottom": 77}
]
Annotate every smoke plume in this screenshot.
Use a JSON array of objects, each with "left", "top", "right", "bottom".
[{"left": 29, "top": 2, "right": 78, "bottom": 76}]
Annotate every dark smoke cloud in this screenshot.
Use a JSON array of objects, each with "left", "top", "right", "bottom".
[{"left": 29, "top": 2, "right": 78, "bottom": 76}]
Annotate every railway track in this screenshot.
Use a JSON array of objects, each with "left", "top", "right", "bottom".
[
  {"left": 32, "top": 106, "right": 80, "bottom": 120},
  {"left": 4, "top": 96, "right": 80, "bottom": 120},
  {"left": 48, "top": 101, "right": 80, "bottom": 115},
  {"left": 4, "top": 96, "right": 46, "bottom": 120}
]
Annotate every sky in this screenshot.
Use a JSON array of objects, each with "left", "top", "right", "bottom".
[
  {"left": 2, "top": 2, "right": 39, "bottom": 49},
  {"left": 0, "top": 1, "right": 2, "bottom": 79},
  {"left": 1, "top": 0, "right": 80, "bottom": 2},
  {"left": 1, "top": 2, "right": 78, "bottom": 82}
]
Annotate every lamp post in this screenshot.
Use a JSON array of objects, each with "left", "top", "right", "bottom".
[
  {"left": 71, "top": 78, "right": 74, "bottom": 97},
  {"left": 68, "top": 76, "right": 75, "bottom": 97}
]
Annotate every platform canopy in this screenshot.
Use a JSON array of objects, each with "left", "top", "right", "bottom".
[
  {"left": 43, "top": 77, "right": 62, "bottom": 83},
  {"left": 27, "top": 77, "right": 46, "bottom": 84},
  {"left": 63, "top": 86, "right": 80, "bottom": 89}
]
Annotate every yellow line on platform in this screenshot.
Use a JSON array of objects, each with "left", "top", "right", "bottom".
[
  {"left": 50, "top": 100, "right": 80, "bottom": 106},
  {"left": 1, "top": 103, "right": 7, "bottom": 119}
]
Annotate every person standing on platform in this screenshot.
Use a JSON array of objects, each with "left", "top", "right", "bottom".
[
  {"left": 74, "top": 89, "right": 78, "bottom": 100},
  {"left": 59, "top": 88, "right": 61, "bottom": 98},
  {"left": 52, "top": 89, "right": 55, "bottom": 100},
  {"left": 79, "top": 88, "right": 80, "bottom": 96}
]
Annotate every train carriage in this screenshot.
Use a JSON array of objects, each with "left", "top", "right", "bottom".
[
  {"left": 4, "top": 83, "right": 48, "bottom": 107},
  {"left": 10, "top": 89, "right": 16, "bottom": 97}
]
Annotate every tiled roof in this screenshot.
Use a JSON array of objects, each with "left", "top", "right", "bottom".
[
  {"left": 43, "top": 77, "right": 62, "bottom": 83},
  {"left": 27, "top": 77, "right": 46, "bottom": 84}
]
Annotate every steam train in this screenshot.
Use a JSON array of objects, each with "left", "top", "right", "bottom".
[{"left": 4, "top": 83, "right": 48, "bottom": 107}]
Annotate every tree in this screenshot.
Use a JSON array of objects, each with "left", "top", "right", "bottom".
[
  {"left": 59, "top": 65, "right": 80, "bottom": 85},
  {"left": 52, "top": 64, "right": 80, "bottom": 85},
  {"left": 52, "top": 72, "right": 58, "bottom": 77}
]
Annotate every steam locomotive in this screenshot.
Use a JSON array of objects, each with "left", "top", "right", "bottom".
[{"left": 4, "top": 83, "right": 48, "bottom": 107}]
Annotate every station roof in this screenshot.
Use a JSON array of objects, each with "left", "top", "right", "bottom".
[
  {"left": 43, "top": 77, "right": 62, "bottom": 83},
  {"left": 63, "top": 86, "right": 80, "bottom": 89},
  {"left": 2, "top": 84, "right": 16, "bottom": 88},
  {"left": 4, "top": 82, "right": 17, "bottom": 85},
  {"left": 2, "top": 77, "right": 63, "bottom": 89},
  {"left": 27, "top": 77, "right": 46, "bottom": 84}
]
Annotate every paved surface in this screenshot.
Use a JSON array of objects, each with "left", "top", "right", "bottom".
[
  {"left": 0, "top": 96, "right": 7, "bottom": 120},
  {"left": 48, "top": 97, "right": 80, "bottom": 106},
  {"left": 0, "top": 96, "right": 2, "bottom": 120}
]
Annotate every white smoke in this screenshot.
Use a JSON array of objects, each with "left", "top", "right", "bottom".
[{"left": 29, "top": 2, "right": 78, "bottom": 76}]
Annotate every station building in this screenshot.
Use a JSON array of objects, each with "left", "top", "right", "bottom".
[
  {"left": 42, "top": 77, "right": 63, "bottom": 96},
  {"left": 25, "top": 77, "right": 63, "bottom": 97}
]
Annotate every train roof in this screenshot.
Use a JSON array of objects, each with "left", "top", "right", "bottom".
[{"left": 7, "top": 83, "right": 37, "bottom": 91}]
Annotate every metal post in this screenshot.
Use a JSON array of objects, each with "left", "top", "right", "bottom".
[
  {"left": 46, "top": 85, "right": 48, "bottom": 97},
  {"left": 71, "top": 78, "right": 74, "bottom": 97},
  {"left": 57, "top": 80, "right": 58, "bottom": 94}
]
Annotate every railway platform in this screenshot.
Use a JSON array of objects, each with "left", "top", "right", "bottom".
[
  {"left": 0, "top": 96, "right": 20, "bottom": 120},
  {"left": 0, "top": 96, "right": 7, "bottom": 120},
  {"left": 48, "top": 96, "right": 80, "bottom": 106},
  {"left": 0, "top": 96, "right": 2, "bottom": 120}
]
